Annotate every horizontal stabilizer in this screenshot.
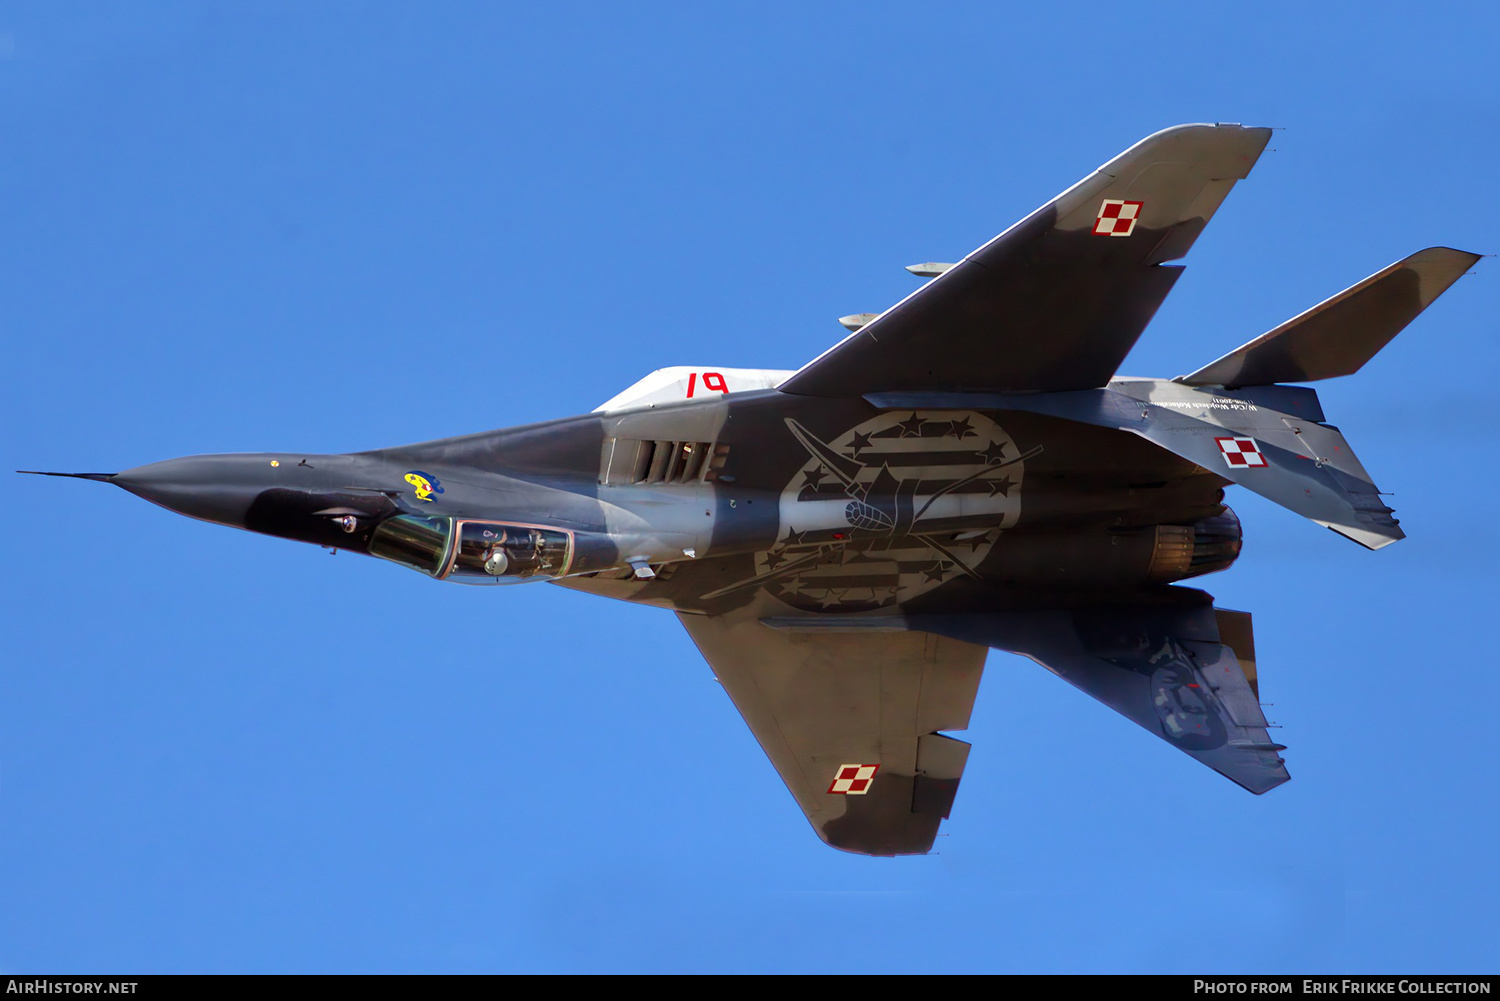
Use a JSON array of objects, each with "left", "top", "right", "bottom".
[
  {"left": 869, "top": 381, "right": 1405, "bottom": 549},
  {"left": 1179, "top": 247, "right": 1481, "bottom": 388},
  {"left": 1123, "top": 418, "right": 1404, "bottom": 550},
  {"left": 904, "top": 597, "right": 1290, "bottom": 794}
]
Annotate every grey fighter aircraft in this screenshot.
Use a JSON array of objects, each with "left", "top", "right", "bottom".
[{"left": 24, "top": 124, "right": 1480, "bottom": 855}]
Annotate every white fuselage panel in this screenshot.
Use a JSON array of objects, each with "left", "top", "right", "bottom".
[{"left": 594, "top": 366, "right": 795, "bottom": 413}]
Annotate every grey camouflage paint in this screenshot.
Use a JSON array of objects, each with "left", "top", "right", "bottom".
[{"left": 23, "top": 124, "right": 1480, "bottom": 855}]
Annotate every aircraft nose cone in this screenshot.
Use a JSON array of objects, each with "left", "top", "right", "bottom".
[{"left": 112, "top": 454, "right": 278, "bottom": 528}]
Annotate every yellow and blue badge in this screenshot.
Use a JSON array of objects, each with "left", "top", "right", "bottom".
[{"left": 404, "top": 470, "right": 444, "bottom": 502}]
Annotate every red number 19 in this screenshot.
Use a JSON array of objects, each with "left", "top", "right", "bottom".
[{"left": 686, "top": 372, "right": 728, "bottom": 398}]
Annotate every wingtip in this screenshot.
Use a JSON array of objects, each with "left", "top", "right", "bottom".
[{"left": 1411, "top": 246, "right": 1485, "bottom": 266}]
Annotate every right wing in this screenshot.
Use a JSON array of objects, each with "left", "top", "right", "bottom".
[{"left": 778, "top": 124, "right": 1271, "bottom": 398}]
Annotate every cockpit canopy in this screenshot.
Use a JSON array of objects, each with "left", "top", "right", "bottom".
[{"left": 368, "top": 515, "right": 572, "bottom": 584}]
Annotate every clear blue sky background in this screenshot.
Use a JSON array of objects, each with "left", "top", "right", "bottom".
[{"left": 4, "top": 3, "right": 1497, "bottom": 974}]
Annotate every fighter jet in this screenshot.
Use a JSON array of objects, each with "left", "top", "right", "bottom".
[{"left": 23, "top": 124, "right": 1480, "bottom": 855}]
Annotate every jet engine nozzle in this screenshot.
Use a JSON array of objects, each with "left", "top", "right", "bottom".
[{"left": 1145, "top": 508, "right": 1243, "bottom": 583}]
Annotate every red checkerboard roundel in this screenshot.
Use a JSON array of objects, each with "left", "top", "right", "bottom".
[
  {"left": 1093, "top": 199, "right": 1143, "bottom": 237},
  {"left": 1215, "top": 436, "right": 1268, "bottom": 468},
  {"left": 828, "top": 764, "right": 879, "bottom": 795}
]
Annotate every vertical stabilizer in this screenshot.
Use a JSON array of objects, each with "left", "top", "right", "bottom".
[{"left": 1178, "top": 248, "right": 1480, "bottom": 388}]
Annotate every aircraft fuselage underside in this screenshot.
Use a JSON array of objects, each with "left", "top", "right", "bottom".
[{"left": 136, "top": 388, "right": 1240, "bottom": 617}]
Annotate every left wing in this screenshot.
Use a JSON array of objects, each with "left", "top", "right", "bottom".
[{"left": 678, "top": 599, "right": 988, "bottom": 856}]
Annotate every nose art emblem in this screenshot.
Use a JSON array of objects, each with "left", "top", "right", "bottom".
[{"left": 404, "top": 471, "right": 444, "bottom": 502}]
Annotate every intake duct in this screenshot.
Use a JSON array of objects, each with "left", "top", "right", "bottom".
[{"left": 1145, "top": 508, "right": 1243, "bottom": 582}]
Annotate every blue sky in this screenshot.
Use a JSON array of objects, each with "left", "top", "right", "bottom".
[{"left": 4, "top": 3, "right": 1498, "bottom": 974}]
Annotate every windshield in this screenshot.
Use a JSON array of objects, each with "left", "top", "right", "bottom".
[{"left": 368, "top": 515, "right": 453, "bottom": 576}]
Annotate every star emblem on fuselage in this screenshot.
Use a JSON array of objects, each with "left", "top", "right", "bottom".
[{"left": 704, "top": 411, "right": 1041, "bottom": 612}]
